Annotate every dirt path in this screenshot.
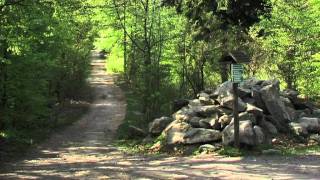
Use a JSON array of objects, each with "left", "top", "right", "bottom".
[{"left": 1, "top": 51, "right": 320, "bottom": 179}]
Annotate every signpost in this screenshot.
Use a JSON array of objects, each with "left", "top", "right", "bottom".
[
  {"left": 231, "top": 64, "right": 244, "bottom": 148},
  {"left": 219, "top": 51, "right": 250, "bottom": 149}
]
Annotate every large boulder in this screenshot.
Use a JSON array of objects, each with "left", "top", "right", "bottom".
[
  {"left": 163, "top": 121, "right": 221, "bottom": 145},
  {"left": 184, "top": 128, "right": 222, "bottom": 144},
  {"left": 222, "top": 120, "right": 256, "bottom": 146},
  {"left": 149, "top": 116, "right": 172, "bottom": 135},
  {"left": 260, "top": 80, "right": 294, "bottom": 128},
  {"left": 163, "top": 121, "right": 192, "bottom": 144}
]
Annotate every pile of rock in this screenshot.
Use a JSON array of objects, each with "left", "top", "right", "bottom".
[{"left": 148, "top": 78, "right": 320, "bottom": 147}]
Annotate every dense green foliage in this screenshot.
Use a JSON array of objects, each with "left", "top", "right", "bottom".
[
  {"left": 95, "top": 0, "right": 319, "bottom": 124},
  {"left": 0, "top": 0, "right": 96, "bottom": 130}
]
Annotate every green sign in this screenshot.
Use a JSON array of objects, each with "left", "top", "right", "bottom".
[{"left": 231, "top": 64, "right": 244, "bottom": 83}]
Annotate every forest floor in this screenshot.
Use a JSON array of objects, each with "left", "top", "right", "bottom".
[{"left": 0, "top": 51, "right": 320, "bottom": 180}]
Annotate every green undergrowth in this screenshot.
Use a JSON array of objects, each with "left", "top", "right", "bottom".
[{"left": 0, "top": 87, "right": 93, "bottom": 162}]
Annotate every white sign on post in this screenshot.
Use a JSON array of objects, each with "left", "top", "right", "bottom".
[{"left": 231, "top": 64, "right": 243, "bottom": 83}]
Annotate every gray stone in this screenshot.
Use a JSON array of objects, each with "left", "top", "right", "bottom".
[
  {"left": 173, "top": 107, "right": 196, "bottom": 122},
  {"left": 149, "top": 116, "right": 172, "bottom": 135},
  {"left": 192, "top": 105, "right": 219, "bottom": 117},
  {"left": 260, "top": 80, "right": 294, "bottom": 126},
  {"left": 238, "top": 88, "right": 252, "bottom": 98},
  {"left": 188, "top": 117, "right": 201, "bottom": 128},
  {"left": 241, "top": 78, "right": 264, "bottom": 89},
  {"left": 289, "top": 122, "right": 308, "bottom": 136},
  {"left": 213, "top": 81, "right": 233, "bottom": 98},
  {"left": 219, "top": 115, "right": 232, "bottom": 128},
  {"left": 217, "top": 106, "right": 233, "bottom": 115},
  {"left": 253, "top": 125, "right": 265, "bottom": 144},
  {"left": 252, "top": 88, "right": 267, "bottom": 112},
  {"left": 222, "top": 120, "right": 256, "bottom": 146},
  {"left": 199, "top": 119, "right": 212, "bottom": 129},
  {"left": 184, "top": 128, "right": 222, "bottom": 144},
  {"left": 198, "top": 93, "right": 213, "bottom": 105},
  {"left": 280, "top": 96, "right": 294, "bottom": 108},
  {"left": 200, "top": 115, "right": 220, "bottom": 130},
  {"left": 312, "top": 109, "right": 320, "bottom": 118},
  {"left": 238, "top": 112, "right": 257, "bottom": 124},
  {"left": 297, "top": 117, "right": 320, "bottom": 133},
  {"left": 309, "top": 134, "right": 320, "bottom": 142},
  {"left": 188, "top": 99, "right": 202, "bottom": 107},
  {"left": 246, "top": 103, "right": 264, "bottom": 117},
  {"left": 219, "top": 96, "right": 247, "bottom": 112},
  {"left": 282, "top": 89, "right": 299, "bottom": 99},
  {"left": 199, "top": 144, "right": 220, "bottom": 153},
  {"left": 259, "top": 119, "right": 278, "bottom": 135},
  {"left": 163, "top": 121, "right": 192, "bottom": 144}
]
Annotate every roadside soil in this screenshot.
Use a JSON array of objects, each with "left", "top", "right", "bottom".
[{"left": 0, "top": 51, "right": 319, "bottom": 180}]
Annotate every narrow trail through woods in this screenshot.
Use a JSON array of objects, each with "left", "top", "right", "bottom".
[{"left": 0, "top": 51, "right": 319, "bottom": 179}]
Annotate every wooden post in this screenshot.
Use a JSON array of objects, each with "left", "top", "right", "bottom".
[{"left": 233, "top": 82, "right": 240, "bottom": 148}]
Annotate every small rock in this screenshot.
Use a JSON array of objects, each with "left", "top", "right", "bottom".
[
  {"left": 189, "top": 99, "right": 202, "bottom": 107},
  {"left": 262, "top": 149, "right": 282, "bottom": 155},
  {"left": 246, "top": 103, "right": 264, "bottom": 117},
  {"left": 219, "top": 115, "right": 232, "bottom": 128},
  {"left": 198, "top": 93, "right": 213, "bottom": 105},
  {"left": 309, "top": 134, "right": 320, "bottom": 142},
  {"left": 289, "top": 122, "right": 308, "bottom": 137},
  {"left": 149, "top": 116, "right": 172, "bottom": 135},
  {"left": 199, "top": 144, "right": 220, "bottom": 153}
]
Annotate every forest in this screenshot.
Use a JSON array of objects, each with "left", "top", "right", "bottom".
[{"left": 0, "top": 0, "right": 320, "bottom": 154}]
